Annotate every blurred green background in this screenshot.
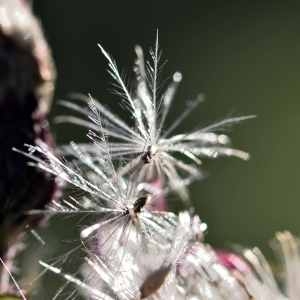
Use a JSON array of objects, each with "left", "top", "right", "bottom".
[{"left": 28, "top": 0, "right": 300, "bottom": 298}]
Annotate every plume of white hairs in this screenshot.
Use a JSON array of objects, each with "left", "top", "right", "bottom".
[
  {"left": 56, "top": 32, "right": 254, "bottom": 201},
  {"left": 17, "top": 34, "right": 300, "bottom": 300}
]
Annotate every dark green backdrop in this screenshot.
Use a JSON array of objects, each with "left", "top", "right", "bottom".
[{"left": 28, "top": 1, "right": 300, "bottom": 298}]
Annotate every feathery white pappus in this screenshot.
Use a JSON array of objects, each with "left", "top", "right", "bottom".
[
  {"left": 13, "top": 35, "right": 278, "bottom": 300},
  {"left": 57, "top": 32, "right": 254, "bottom": 200},
  {"left": 14, "top": 132, "right": 177, "bottom": 251}
]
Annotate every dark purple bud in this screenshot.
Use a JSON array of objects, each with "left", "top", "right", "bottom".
[{"left": 0, "top": 0, "right": 59, "bottom": 295}]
